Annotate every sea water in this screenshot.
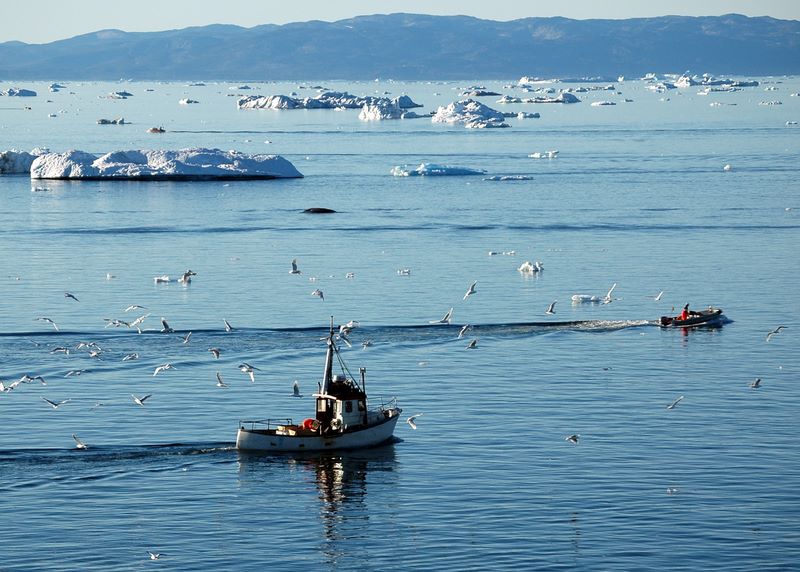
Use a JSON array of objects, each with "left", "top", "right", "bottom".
[{"left": 0, "top": 78, "right": 798, "bottom": 570}]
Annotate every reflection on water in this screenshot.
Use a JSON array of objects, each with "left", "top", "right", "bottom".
[{"left": 237, "top": 445, "right": 398, "bottom": 567}]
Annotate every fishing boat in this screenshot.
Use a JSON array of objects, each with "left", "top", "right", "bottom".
[
  {"left": 236, "top": 319, "right": 402, "bottom": 452},
  {"left": 659, "top": 307, "right": 725, "bottom": 328}
]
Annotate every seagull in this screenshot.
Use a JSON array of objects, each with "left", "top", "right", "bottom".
[
  {"left": 666, "top": 395, "right": 684, "bottom": 410},
  {"left": 132, "top": 394, "right": 152, "bottom": 406},
  {"left": 41, "top": 396, "right": 70, "bottom": 409},
  {"left": 72, "top": 434, "right": 88, "bottom": 450},
  {"left": 160, "top": 317, "right": 173, "bottom": 333},
  {"left": 50, "top": 346, "right": 71, "bottom": 355},
  {"left": 750, "top": 377, "right": 762, "bottom": 389},
  {"left": 465, "top": 338, "right": 478, "bottom": 349},
  {"left": 766, "top": 325, "right": 786, "bottom": 342},
  {"left": 129, "top": 313, "right": 150, "bottom": 332},
  {"left": 458, "top": 324, "right": 471, "bottom": 339},
  {"left": 181, "top": 331, "right": 192, "bottom": 344},
  {"left": 122, "top": 352, "right": 139, "bottom": 361},
  {"left": 36, "top": 316, "right": 59, "bottom": 331},
  {"left": 406, "top": 413, "right": 423, "bottom": 430},
  {"left": 64, "top": 292, "right": 80, "bottom": 302},
  {"left": 238, "top": 363, "right": 260, "bottom": 383},
  {"left": 603, "top": 283, "right": 618, "bottom": 303},
  {"left": 64, "top": 369, "right": 85, "bottom": 377},
  {"left": 545, "top": 300, "right": 557, "bottom": 315},
  {"left": 208, "top": 348, "right": 221, "bottom": 359},
  {"left": 463, "top": 280, "right": 477, "bottom": 300},
  {"left": 215, "top": 371, "right": 227, "bottom": 388},
  {"left": 223, "top": 319, "right": 233, "bottom": 332},
  {"left": 653, "top": 291, "right": 664, "bottom": 302},
  {"left": 565, "top": 434, "right": 579, "bottom": 444},
  {"left": 153, "top": 363, "right": 174, "bottom": 376},
  {"left": 429, "top": 307, "right": 453, "bottom": 325},
  {"left": 361, "top": 340, "right": 373, "bottom": 349},
  {"left": 311, "top": 289, "right": 324, "bottom": 301},
  {"left": 177, "top": 270, "right": 196, "bottom": 285},
  {"left": 124, "top": 304, "right": 147, "bottom": 312},
  {"left": 396, "top": 268, "right": 411, "bottom": 276},
  {"left": 292, "top": 380, "right": 302, "bottom": 397},
  {"left": 153, "top": 275, "right": 170, "bottom": 284},
  {"left": 289, "top": 258, "right": 301, "bottom": 274},
  {"left": 147, "top": 552, "right": 162, "bottom": 560}
]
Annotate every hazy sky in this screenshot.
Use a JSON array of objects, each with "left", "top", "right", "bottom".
[{"left": 3, "top": 0, "right": 798, "bottom": 44}]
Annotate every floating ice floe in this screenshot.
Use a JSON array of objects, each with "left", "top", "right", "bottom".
[
  {"left": 516, "top": 112, "right": 541, "bottom": 119},
  {"left": 179, "top": 98, "right": 199, "bottom": 105},
  {"left": 390, "top": 163, "right": 486, "bottom": 177},
  {"left": 484, "top": 175, "right": 535, "bottom": 181},
  {"left": 0, "top": 148, "right": 49, "bottom": 174},
  {"left": 518, "top": 261, "right": 543, "bottom": 273},
  {"left": 238, "top": 91, "right": 421, "bottom": 111},
  {"left": 30, "top": 148, "right": 303, "bottom": 180},
  {"left": 529, "top": 151, "right": 559, "bottom": 159},
  {"left": 1, "top": 87, "right": 37, "bottom": 97},
  {"left": 496, "top": 93, "right": 580, "bottom": 104},
  {"left": 359, "top": 101, "right": 424, "bottom": 121},
  {"left": 431, "top": 99, "right": 508, "bottom": 128},
  {"left": 591, "top": 100, "right": 616, "bottom": 106},
  {"left": 97, "top": 117, "right": 125, "bottom": 125}
]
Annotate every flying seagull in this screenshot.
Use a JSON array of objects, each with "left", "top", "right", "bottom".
[
  {"left": 181, "top": 331, "right": 192, "bottom": 344},
  {"left": 463, "top": 280, "right": 477, "bottom": 300},
  {"left": 148, "top": 552, "right": 162, "bottom": 560},
  {"left": 41, "top": 396, "right": 70, "bottom": 409},
  {"left": 64, "top": 292, "right": 80, "bottom": 302},
  {"left": 311, "top": 289, "right": 324, "bottom": 301},
  {"left": 565, "top": 434, "right": 580, "bottom": 444},
  {"left": 465, "top": 339, "right": 478, "bottom": 349},
  {"left": 458, "top": 324, "right": 471, "bottom": 339},
  {"left": 292, "top": 380, "right": 302, "bottom": 397},
  {"left": 160, "top": 317, "right": 173, "bottom": 333},
  {"left": 238, "top": 363, "right": 260, "bottom": 383},
  {"left": 36, "top": 316, "right": 59, "bottom": 331},
  {"left": 766, "top": 325, "right": 786, "bottom": 342},
  {"left": 545, "top": 300, "right": 557, "bottom": 315},
  {"left": 153, "top": 363, "right": 174, "bottom": 376},
  {"left": 132, "top": 394, "right": 152, "bottom": 406},
  {"left": 124, "top": 304, "right": 147, "bottom": 312},
  {"left": 666, "top": 395, "right": 684, "bottom": 410},
  {"left": 223, "top": 319, "right": 234, "bottom": 332},
  {"left": 750, "top": 377, "right": 762, "bottom": 389},
  {"left": 122, "top": 352, "right": 139, "bottom": 361},
  {"left": 406, "top": 413, "right": 423, "bottom": 430},
  {"left": 72, "top": 434, "right": 88, "bottom": 450},
  {"left": 653, "top": 290, "right": 664, "bottom": 302},
  {"left": 215, "top": 371, "right": 227, "bottom": 388},
  {"left": 429, "top": 308, "right": 453, "bottom": 325},
  {"left": 208, "top": 348, "right": 221, "bottom": 359},
  {"left": 290, "top": 258, "right": 301, "bottom": 274}
]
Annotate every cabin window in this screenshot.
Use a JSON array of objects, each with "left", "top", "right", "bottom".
[{"left": 345, "top": 401, "right": 353, "bottom": 413}]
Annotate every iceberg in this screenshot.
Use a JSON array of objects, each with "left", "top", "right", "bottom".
[
  {"left": 431, "top": 99, "right": 509, "bottom": 128},
  {"left": 238, "top": 91, "right": 422, "bottom": 111},
  {"left": 484, "top": 175, "right": 535, "bottom": 181},
  {"left": 390, "top": 163, "right": 486, "bottom": 177},
  {"left": 358, "top": 101, "right": 424, "bottom": 121},
  {"left": 30, "top": 148, "right": 303, "bottom": 180},
  {"left": 0, "top": 148, "right": 48, "bottom": 174},
  {"left": 1, "top": 87, "right": 37, "bottom": 97},
  {"left": 590, "top": 100, "right": 616, "bottom": 106},
  {"left": 97, "top": 117, "right": 126, "bottom": 125}
]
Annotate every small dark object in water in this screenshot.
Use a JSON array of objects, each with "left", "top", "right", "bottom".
[{"left": 303, "top": 207, "right": 336, "bottom": 214}]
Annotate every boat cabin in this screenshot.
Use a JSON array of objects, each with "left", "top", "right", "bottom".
[{"left": 316, "top": 374, "right": 367, "bottom": 432}]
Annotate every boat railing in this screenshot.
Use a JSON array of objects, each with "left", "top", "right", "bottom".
[
  {"left": 371, "top": 395, "right": 398, "bottom": 412},
  {"left": 239, "top": 418, "right": 294, "bottom": 431}
]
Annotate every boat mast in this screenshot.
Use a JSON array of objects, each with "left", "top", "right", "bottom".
[{"left": 321, "top": 316, "right": 334, "bottom": 394}]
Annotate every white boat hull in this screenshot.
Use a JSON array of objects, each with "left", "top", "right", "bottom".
[{"left": 237, "top": 414, "right": 400, "bottom": 452}]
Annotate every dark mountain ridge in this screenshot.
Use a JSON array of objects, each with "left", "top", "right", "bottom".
[{"left": 0, "top": 13, "right": 797, "bottom": 80}]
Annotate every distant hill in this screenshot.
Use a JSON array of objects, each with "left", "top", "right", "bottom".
[{"left": 0, "top": 13, "right": 798, "bottom": 80}]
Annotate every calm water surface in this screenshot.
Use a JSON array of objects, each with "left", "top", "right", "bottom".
[{"left": 0, "top": 78, "right": 798, "bottom": 570}]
